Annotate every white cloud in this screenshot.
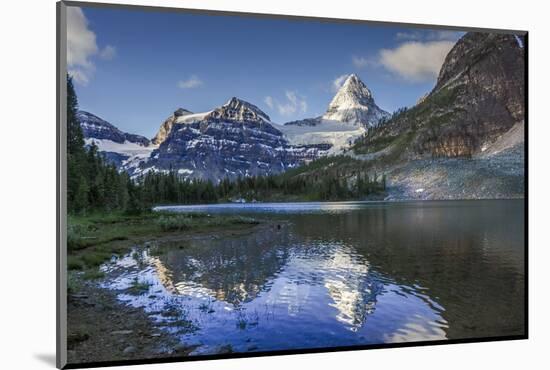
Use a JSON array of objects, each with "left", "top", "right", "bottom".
[
  {"left": 332, "top": 74, "right": 349, "bottom": 92},
  {"left": 264, "top": 96, "right": 274, "bottom": 109},
  {"left": 178, "top": 75, "right": 203, "bottom": 89},
  {"left": 277, "top": 91, "right": 307, "bottom": 116},
  {"left": 67, "top": 7, "right": 115, "bottom": 85},
  {"left": 99, "top": 45, "right": 116, "bottom": 60},
  {"left": 352, "top": 55, "right": 373, "bottom": 69},
  {"left": 395, "top": 31, "right": 423, "bottom": 41},
  {"left": 67, "top": 69, "right": 91, "bottom": 86},
  {"left": 378, "top": 41, "right": 455, "bottom": 82},
  {"left": 264, "top": 91, "right": 307, "bottom": 117},
  {"left": 395, "top": 30, "right": 463, "bottom": 41}
]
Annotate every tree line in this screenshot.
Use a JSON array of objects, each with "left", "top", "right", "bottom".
[{"left": 66, "top": 76, "right": 385, "bottom": 215}]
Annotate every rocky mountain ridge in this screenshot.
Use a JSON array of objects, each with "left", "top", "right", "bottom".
[
  {"left": 356, "top": 32, "right": 524, "bottom": 160},
  {"left": 135, "top": 97, "right": 330, "bottom": 181},
  {"left": 77, "top": 31, "right": 525, "bottom": 199},
  {"left": 352, "top": 32, "right": 525, "bottom": 199},
  {"left": 78, "top": 111, "right": 150, "bottom": 146}
]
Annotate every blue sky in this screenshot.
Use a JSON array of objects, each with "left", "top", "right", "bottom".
[{"left": 67, "top": 5, "right": 464, "bottom": 138}]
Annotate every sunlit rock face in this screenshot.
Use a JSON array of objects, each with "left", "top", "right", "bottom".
[{"left": 151, "top": 108, "right": 193, "bottom": 145}]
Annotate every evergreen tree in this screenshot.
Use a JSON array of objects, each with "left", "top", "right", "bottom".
[
  {"left": 67, "top": 76, "right": 85, "bottom": 156},
  {"left": 66, "top": 75, "right": 87, "bottom": 213}
]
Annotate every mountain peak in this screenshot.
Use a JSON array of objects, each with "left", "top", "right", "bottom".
[
  {"left": 341, "top": 74, "right": 373, "bottom": 100},
  {"left": 173, "top": 108, "right": 193, "bottom": 117},
  {"left": 209, "top": 97, "right": 271, "bottom": 123},
  {"left": 322, "top": 74, "right": 388, "bottom": 126}
]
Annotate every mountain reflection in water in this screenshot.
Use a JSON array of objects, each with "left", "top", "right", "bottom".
[{"left": 101, "top": 200, "right": 524, "bottom": 354}]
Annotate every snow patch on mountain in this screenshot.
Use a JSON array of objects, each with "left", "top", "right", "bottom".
[
  {"left": 279, "top": 119, "right": 365, "bottom": 154},
  {"left": 175, "top": 111, "right": 212, "bottom": 124},
  {"left": 85, "top": 138, "right": 156, "bottom": 158},
  {"left": 85, "top": 138, "right": 158, "bottom": 172}
]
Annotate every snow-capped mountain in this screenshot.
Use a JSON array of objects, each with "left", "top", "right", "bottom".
[
  {"left": 135, "top": 97, "right": 329, "bottom": 181},
  {"left": 279, "top": 74, "right": 389, "bottom": 153},
  {"left": 322, "top": 74, "right": 390, "bottom": 127},
  {"left": 78, "top": 111, "right": 150, "bottom": 146},
  {"left": 77, "top": 110, "right": 156, "bottom": 168}
]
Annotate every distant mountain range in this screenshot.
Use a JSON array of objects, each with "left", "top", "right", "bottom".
[
  {"left": 78, "top": 31, "right": 525, "bottom": 199},
  {"left": 79, "top": 73, "right": 382, "bottom": 180}
]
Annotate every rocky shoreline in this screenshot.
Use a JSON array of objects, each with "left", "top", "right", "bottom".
[{"left": 67, "top": 280, "right": 191, "bottom": 365}]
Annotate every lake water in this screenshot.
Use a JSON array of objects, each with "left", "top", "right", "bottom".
[{"left": 101, "top": 200, "right": 525, "bottom": 355}]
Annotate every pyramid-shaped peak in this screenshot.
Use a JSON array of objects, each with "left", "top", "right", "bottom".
[
  {"left": 322, "top": 74, "right": 388, "bottom": 126},
  {"left": 209, "top": 97, "right": 271, "bottom": 122},
  {"left": 345, "top": 73, "right": 360, "bottom": 83},
  {"left": 224, "top": 96, "right": 242, "bottom": 105},
  {"left": 339, "top": 74, "right": 373, "bottom": 100}
]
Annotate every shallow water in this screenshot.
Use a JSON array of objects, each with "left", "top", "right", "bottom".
[{"left": 101, "top": 200, "right": 525, "bottom": 355}]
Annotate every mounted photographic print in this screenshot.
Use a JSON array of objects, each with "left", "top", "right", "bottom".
[{"left": 56, "top": 1, "right": 527, "bottom": 368}]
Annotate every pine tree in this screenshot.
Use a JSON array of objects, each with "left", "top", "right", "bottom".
[
  {"left": 66, "top": 75, "right": 87, "bottom": 213},
  {"left": 73, "top": 176, "right": 89, "bottom": 213},
  {"left": 67, "top": 76, "right": 84, "bottom": 156}
]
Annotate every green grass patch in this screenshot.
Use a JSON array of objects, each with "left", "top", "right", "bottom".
[
  {"left": 67, "top": 210, "right": 262, "bottom": 271},
  {"left": 67, "top": 271, "right": 82, "bottom": 294},
  {"left": 82, "top": 269, "right": 106, "bottom": 280},
  {"left": 157, "top": 214, "right": 260, "bottom": 232},
  {"left": 156, "top": 214, "right": 194, "bottom": 231}
]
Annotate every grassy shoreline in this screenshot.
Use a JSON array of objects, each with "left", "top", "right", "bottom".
[{"left": 67, "top": 211, "right": 261, "bottom": 280}]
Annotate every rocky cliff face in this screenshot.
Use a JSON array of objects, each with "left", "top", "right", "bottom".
[
  {"left": 151, "top": 108, "right": 193, "bottom": 145},
  {"left": 359, "top": 32, "right": 525, "bottom": 159},
  {"left": 137, "top": 98, "right": 329, "bottom": 181},
  {"left": 352, "top": 31, "right": 525, "bottom": 200},
  {"left": 322, "top": 74, "right": 390, "bottom": 127}
]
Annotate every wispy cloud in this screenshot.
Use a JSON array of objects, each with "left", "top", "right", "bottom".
[
  {"left": 352, "top": 55, "right": 375, "bottom": 69},
  {"left": 332, "top": 74, "right": 349, "bottom": 92},
  {"left": 264, "top": 96, "right": 274, "bottom": 109},
  {"left": 178, "top": 75, "right": 203, "bottom": 89},
  {"left": 264, "top": 91, "right": 307, "bottom": 117},
  {"left": 378, "top": 41, "right": 455, "bottom": 82},
  {"left": 99, "top": 45, "right": 117, "bottom": 60},
  {"left": 67, "top": 7, "right": 116, "bottom": 85},
  {"left": 395, "top": 30, "right": 463, "bottom": 41}
]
